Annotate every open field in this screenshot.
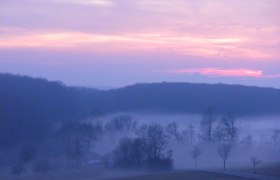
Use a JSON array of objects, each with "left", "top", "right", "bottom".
[
  {"left": 2, "top": 164, "right": 280, "bottom": 180},
  {"left": 0, "top": 167, "right": 105, "bottom": 180},
  {"left": 230, "top": 162, "right": 280, "bottom": 177},
  {"left": 1, "top": 169, "right": 250, "bottom": 180},
  {"left": 110, "top": 171, "right": 250, "bottom": 180}
]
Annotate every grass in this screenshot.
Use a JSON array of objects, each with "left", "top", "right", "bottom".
[
  {"left": 2, "top": 163, "right": 280, "bottom": 180},
  {"left": 0, "top": 167, "right": 105, "bottom": 180},
  {"left": 110, "top": 170, "right": 249, "bottom": 180},
  {"left": 230, "top": 162, "right": 280, "bottom": 177},
  {"left": 1, "top": 169, "right": 250, "bottom": 180}
]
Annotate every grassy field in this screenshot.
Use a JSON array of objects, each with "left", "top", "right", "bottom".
[
  {"left": 110, "top": 171, "right": 250, "bottom": 180},
  {"left": 1, "top": 169, "right": 251, "bottom": 180},
  {"left": 230, "top": 162, "right": 280, "bottom": 177},
  {"left": 2, "top": 163, "right": 279, "bottom": 180}
]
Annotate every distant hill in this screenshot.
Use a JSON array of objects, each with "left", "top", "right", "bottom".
[
  {"left": 103, "top": 82, "right": 280, "bottom": 114},
  {"left": 1, "top": 73, "right": 280, "bottom": 147}
]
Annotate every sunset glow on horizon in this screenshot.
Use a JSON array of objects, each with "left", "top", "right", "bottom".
[
  {"left": 166, "top": 68, "right": 263, "bottom": 77},
  {"left": 0, "top": 0, "right": 279, "bottom": 88}
]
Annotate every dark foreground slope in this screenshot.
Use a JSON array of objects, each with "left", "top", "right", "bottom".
[{"left": 1, "top": 73, "right": 280, "bottom": 147}]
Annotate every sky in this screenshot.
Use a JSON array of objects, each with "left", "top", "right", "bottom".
[{"left": 0, "top": 0, "right": 280, "bottom": 89}]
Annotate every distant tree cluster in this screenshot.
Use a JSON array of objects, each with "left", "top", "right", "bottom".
[
  {"left": 105, "top": 115, "right": 137, "bottom": 133},
  {"left": 199, "top": 108, "right": 238, "bottom": 144},
  {"left": 56, "top": 121, "right": 102, "bottom": 163},
  {"left": 113, "top": 123, "right": 173, "bottom": 170},
  {"left": 4, "top": 110, "right": 279, "bottom": 176}
]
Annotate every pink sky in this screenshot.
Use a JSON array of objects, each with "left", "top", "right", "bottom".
[{"left": 0, "top": 0, "right": 280, "bottom": 88}]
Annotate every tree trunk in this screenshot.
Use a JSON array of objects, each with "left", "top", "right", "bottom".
[{"left": 223, "top": 160, "right": 226, "bottom": 171}]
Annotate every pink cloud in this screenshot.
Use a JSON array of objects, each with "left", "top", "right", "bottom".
[
  {"left": 0, "top": 29, "right": 278, "bottom": 60},
  {"left": 1, "top": 0, "right": 279, "bottom": 62},
  {"left": 166, "top": 68, "right": 269, "bottom": 78}
]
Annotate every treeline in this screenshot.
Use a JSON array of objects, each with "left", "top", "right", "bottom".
[
  {"left": 7, "top": 113, "right": 280, "bottom": 176},
  {"left": 103, "top": 82, "right": 280, "bottom": 114},
  {"left": 7, "top": 116, "right": 174, "bottom": 175},
  {"left": 1, "top": 73, "right": 280, "bottom": 148},
  {"left": 0, "top": 74, "right": 103, "bottom": 147}
]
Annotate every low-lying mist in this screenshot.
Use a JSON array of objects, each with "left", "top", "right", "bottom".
[
  {"left": 1, "top": 111, "right": 279, "bottom": 179},
  {"left": 89, "top": 112, "right": 280, "bottom": 169}
]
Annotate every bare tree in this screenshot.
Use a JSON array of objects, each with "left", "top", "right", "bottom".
[
  {"left": 84, "top": 122, "right": 102, "bottom": 152},
  {"left": 57, "top": 121, "right": 98, "bottom": 166},
  {"left": 113, "top": 137, "right": 133, "bottom": 167},
  {"left": 182, "top": 129, "right": 189, "bottom": 142},
  {"left": 214, "top": 112, "right": 237, "bottom": 143},
  {"left": 188, "top": 123, "right": 195, "bottom": 144},
  {"left": 251, "top": 156, "right": 261, "bottom": 174},
  {"left": 214, "top": 121, "right": 226, "bottom": 143},
  {"left": 190, "top": 146, "right": 202, "bottom": 169},
  {"left": 145, "top": 123, "right": 168, "bottom": 160},
  {"left": 136, "top": 124, "right": 148, "bottom": 137},
  {"left": 182, "top": 124, "right": 195, "bottom": 144},
  {"left": 221, "top": 112, "right": 237, "bottom": 142},
  {"left": 115, "top": 123, "right": 172, "bottom": 169},
  {"left": 105, "top": 115, "right": 137, "bottom": 133},
  {"left": 271, "top": 128, "right": 280, "bottom": 147},
  {"left": 240, "top": 134, "right": 253, "bottom": 147},
  {"left": 200, "top": 107, "right": 217, "bottom": 144},
  {"left": 166, "top": 121, "right": 182, "bottom": 141},
  {"left": 218, "top": 144, "right": 232, "bottom": 171}
]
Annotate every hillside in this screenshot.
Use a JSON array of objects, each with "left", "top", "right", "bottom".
[
  {"left": 103, "top": 82, "right": 280, "bottom": 114},
  {"left": 1, "top": 73, "right": 280, "bottom": 147}
]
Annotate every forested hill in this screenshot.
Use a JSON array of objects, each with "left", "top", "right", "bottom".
[
  {"left": 1, "top": 73, "right": 280, "bottom": 116},
  {"left": 104, "top": 82, "right": 280, "bottom": 114},
  {"left": 1, "top": 73, "right": 280, "bottom": 147},
  {"left": 0, "top": 74, "right": 103, "bottom": 147}
]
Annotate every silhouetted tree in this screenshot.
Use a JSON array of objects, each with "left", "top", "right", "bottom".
[
  {"left": 182, "top": 124, "right": 196, "bottom": 144},
  {"left": 218, "top": 144, "right": 232, "bottom": 171},
  {"left": 84, "top": 121, "right": 103, "bottom": 151},
  {"left": 214, "top": 121, "right": 226, "bottom": 143},
  {"left": 251, "top": 156, "right": 261, "bottom": 174},
  {"left": 166, "top": 121, "right": 182, "bottom": 141},
  {"left": 221, "top": 112, "right": 238, "bottom": 142},
  {"left": 240, "top": 134, "right": 253, "bottom": 147},
  {"left": 130, "top": 138, "right": 146, "bottom": 166},
  {"left": 188, "top": 123, "right": 195, "bottom": 144},
  {"left": 145, "top": 123, "right": 167, "bottom": 160},
  {"left": 113, "top": 137, "right": 147, "bottom": 168},
  {"left": 200, "top": 107, "right": 217, "bottom": 144},
  {"left": 113, "top": 123, "right": 172, "bottom": 170},
  {"left": 144, "top": 123, "right": 172, "bottom": 169},
  {"left": 113, "top": 137, "right": 134, "bottom": 168},
  {"left": 136, "top": 124, "right": 148, "bottom": 137},
  {"left": 190, "top": 146, "right": 202, "bottom": 169},
  {"left": 105, "top": 115, "right": 137, "bottom": 133},
  {"left": 271, "top": 128, "right": 280, "bottom": 147},
  {"left": 57, "top": 121, "right": 99, "bottom": 167}
]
